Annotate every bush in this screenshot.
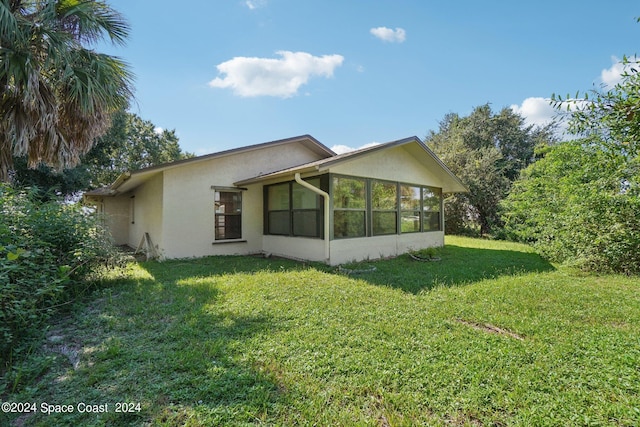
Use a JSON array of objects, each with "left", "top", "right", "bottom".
[
  {"left": 0, "top": 184, "right": 120, "bottom": 363},
  {"left": 501, "top": 140, "right": 640, "bottom": 273}
]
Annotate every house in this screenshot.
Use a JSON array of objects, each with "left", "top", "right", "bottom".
[{"left": 84, "top": 135, "right": 467, "bottom": 265}]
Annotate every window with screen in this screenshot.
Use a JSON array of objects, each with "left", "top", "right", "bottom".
[
  {"left": 333, "top": 176, "right": 366, "bottom": 238},
  {"left": 400, "top": 185, "right": 421, "bottom": 233},
  {"left": 214, "top": 190, "right": 242, "bottom": 240},
  {"left": 265, "top": 178, "right": 324, "bottom": 238},
  {"left": 422, "top": 186, "right": 442, "bottom": 231},
  {"left": 371, "top": 180, "right": 397, "bottom": 235}
]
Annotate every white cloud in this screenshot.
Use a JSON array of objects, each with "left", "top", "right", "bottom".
[
  {"left": 245, "top": 0, "right": 266, "bottom": 10},
  {"left": 331, "top": 142, "right": 380, "bottom": 155},
  {"left": 370, "top": 27, "right": 406, "bottom": 43},
  {"left": 510, "top": 97, "right": 557, "bottom": 128},
  {"left": 208, "top": 51, "right": 344, "bottom": 98},
  {"left": 600, "top": 56, "right": 639, "bottom": 89},
  {"left": 511, "top": 97, "right": 591, "bottom": 138},
  {"left": 511, "top": 58, "right": 640, "bottom": 139}
]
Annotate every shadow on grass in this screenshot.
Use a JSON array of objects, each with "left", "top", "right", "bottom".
[
  {"left": 3, "top": 243, "right": 555, "bottom": 425},
  {"left": 142, "top": 254, "right": 326, "bottom": 282},
  {"left": 137, "top": 243, "right": 555, "bottom": 296},
  {"left": 9, "top": 265, "right": 289, "bottom": 426},
  {"left": 342, "top": 244, "right": 556, "bottom": 294},
  {"left": 133, "top": 243, "right": 555, "bottom": 297},
  {"left": 102, "top": 268, "right": 287, "bottom": 425}
]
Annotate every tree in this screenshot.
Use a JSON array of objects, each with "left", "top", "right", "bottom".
[
  {"left": 553, "top": 56, "right": 640, "bottom": 159},
  {"left": 9, "top": 155, "right": 91, "bottom": 199},
  {"left": 0, "top": 0, "right": 134, "bottom": 182},
  {"left": 501, "top": 139, "right": 640, "bottom": 273},
  {"left": 426, "top": 104, "right": 556, "bottom": 235},
  {"left": 503, "top": 51, "right": 640, "bottom": 273},
  {"left": 552, "top": 55, "right": 640, "bottom": 193},
  {"left": 1, "top": 182, "right": 121, "bottom": 359},
  {"left": 10, "top": 110, "right": 193, "bottom": 196},
  {"left": 82, "top": 110, "right": 192, "bottom": 187}
]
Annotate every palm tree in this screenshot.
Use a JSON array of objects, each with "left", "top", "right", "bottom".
[{"left": 0, "top": 0, "right": 134, "bottom": 181}]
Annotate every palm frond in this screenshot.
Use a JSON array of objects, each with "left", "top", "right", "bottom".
[
  {"left": 0, "top": 0, "right": 134, "bottom": 182},
  {"left": 0, "top": 0, "right": 19, "bottom": 42},
  {"left": 56, "top": 0, "right": 130, "bottom": 46},
  {"left": 60, "top": 49, "right": 134, "bottom": 113}
]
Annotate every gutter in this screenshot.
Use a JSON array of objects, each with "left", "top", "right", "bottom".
[
  {"left": 294, "top": 173, "right": 330, "bottom": 263},
  {"left": 83, "top": 171, "right": 131, "bottom": 201},
  {"left": 111, "top": 171, "right": 132, "bottom": 191}
]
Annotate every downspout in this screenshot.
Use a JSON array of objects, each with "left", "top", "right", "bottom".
[{"left": 294, "top": 173, "right": 330, "bottom": 263}]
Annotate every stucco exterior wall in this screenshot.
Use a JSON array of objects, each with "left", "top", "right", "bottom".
[
  {"left": 262, "top": 235, "right": 326, "bottom": 262},
  {"left": 128, "top": 173, "right": 164, "bottom": 253},
  {"left": 324, "top": 144, "right": 447, "bottom": 265},
  {"left": 160, "top": 143, "right": 326, "bottom": 259},
  {"left": 101, "top": 196, "right": 130, "bottom": 245},
  {"left": 329, "top": 145, "right": 445, "bottom": 187},
  {"left": 329, "top": 232, "right": 443, "bottom": 266},
  {"left": 94, "top": 137, "right": 460, "bottom": 264}
]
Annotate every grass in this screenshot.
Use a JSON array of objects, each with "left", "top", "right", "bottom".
[{"left": 1, "top": 236, "right": 639, "bottom": 426}]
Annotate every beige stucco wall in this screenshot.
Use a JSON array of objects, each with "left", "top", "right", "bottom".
[
  {"left": 259, "top": 230, "right": 443, "bottom": 266},
  {"left": 98, "top": 139, "right": 455, "bottom": 264},
  {"left": 262, "top": 235, "right": 326, "bottom": 262},
  {"left": 160, "top": 143, "right": 326, "bottom": 259},
  {"left": 329, "top": 144, "right": 447, "bottom": 187},
  {"left": 328, "top": 232, "right": 443, "bottom": 266},
  {"left": 128, "top": 173, "right": 164, "bottom": 253},
  {"left": 324, "top": 144, "right": 447, "bottom": 265},
  {"left": 250, "top": 144, "right": 450, "bottom": 265},
  {"left": 101, "top": 196, "right": 130, "bottom": 245}
]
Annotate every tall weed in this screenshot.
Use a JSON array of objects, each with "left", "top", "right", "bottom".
[{"left": 0, "top": 184, "right": 120, "bottom": 364}]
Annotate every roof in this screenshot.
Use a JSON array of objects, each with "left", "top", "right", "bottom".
[
  {"left": 85, "top": 134, "right": 335, "bottom": 196},
  {"left": 85, "top": 135, "right": 468, "bottom": 197},
  {"left": 234, "top": 136, "right": 468, "bottom": 193}
]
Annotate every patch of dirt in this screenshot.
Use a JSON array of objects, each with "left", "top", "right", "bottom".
[
  {"left": 8, "top": 330, "right": 83, "bottom": 426},
  {"left": 456, "top": 319, "right": 525, "bottom": 341},
  {"left": 43, "top": 329, "right": 82, "bottom": 370},
  {"left": 117, "top": 244, "right": 147, "bottom": 262}
]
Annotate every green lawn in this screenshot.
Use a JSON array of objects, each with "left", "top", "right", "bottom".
[{"left": 2, "top": 236, "right": 639, "bottom": 426}]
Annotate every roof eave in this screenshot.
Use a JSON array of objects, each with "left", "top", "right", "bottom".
[
  {"left": 110, "top": 171, "right": 132, "bottom": 191},
  {"left": 234, "top": 165, "right": 320, "bottom": 186},
  {"left": 316, "top": 136, "right": 468, "bottom": 193},
  {"left": 91, "top": 134, "right": 335, "bottom": 193}
]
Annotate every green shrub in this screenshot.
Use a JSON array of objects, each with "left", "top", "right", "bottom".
[
  {"left": 501, "top": 140, "right": 640, "bottom": 273},
  {"left": 0, "top": 184, "right": 119, "bottom": 362}
]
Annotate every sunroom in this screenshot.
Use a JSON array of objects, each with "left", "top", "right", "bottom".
[{"left": 235, "top": 136, "right": 467, "bottom": 265}]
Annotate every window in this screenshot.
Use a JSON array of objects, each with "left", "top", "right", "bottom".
[
  {"left": 371, "top": 180, "right": 397, "bottom": 235},
  {"left": 292, "top": 179, "right": 322, "bottom": 237},
  {"left": 422, "top": 187, "right": 442, "bottom": 231},
  {"left": 333, "top": 176, "right": 366, "bottom": 238},
  {"left": 267, "top": 183, "right": 290, "bottom": 235},
  {"left": 214, "top": 191, "right": 242, "bottom": 240},
  {"left": 265, "top": 178, "right": 324, "bottom": 238},
  {"left": 400, "top": 185, "right": 421, "bottom": 233},
  {"left": 329, "top": 174, "right": 442, "bottom": 238}
]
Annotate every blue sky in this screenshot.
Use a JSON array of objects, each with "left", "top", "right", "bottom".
[{"left": 101, "top": 0, "right": 639, "bottom": 155}]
